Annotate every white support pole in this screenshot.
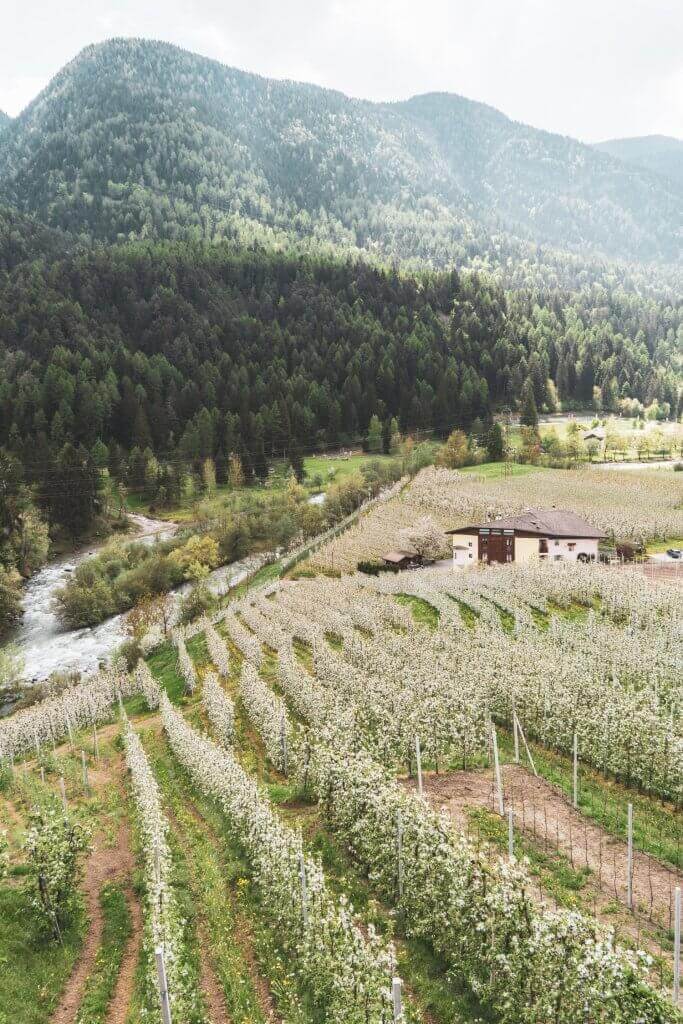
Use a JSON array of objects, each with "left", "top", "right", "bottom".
[
  {"left": 572, "top": 732, "right": 578, "bottom": 809},
  {"left": 392, "top": 977, "right": 403, "bottom": 1022},
  {"left": 396, "top": 808, "right": 404, "bottom": 898},
  {"left": 673, "top": 886, "right": 681, "bottom": 1005},
  {"left": 280, "top": 712, "right": 288, "bottom": 776},
  {"left": 626, "top": 803, "right": 633, "bottom": 910},
  {"left": 34, "top": 728, "right": 40, "bottom": 757},
  {"left": 515, "top": 714, "right": 537, "bottom": 777},
  {"left": 59, "top": 777, "right": 68, "bottom": 813},
  {"left": 491, "top": 724, "right": 504, "bottom": 816},
  {"left": 512, "top": 703, "right": 520, "bottom": 764},
  {"left": 81, "top": 750, "right": 90, "bottom": 795},
  {"left": 66, "top": 715, "right": 74, "bottom": 751},
  {"left": 298, "top": 851, "right": 308, "bottom": 929},
  {"left": 415, "top": 735, "right": 423, "bottom": 798},
  {"left": 40, "top": 766, "right": 45, "bottom": 785},
  {"left": 155, "top": 946, "right": 173, "bottom": 1024},
  {"left": 93, "top": 724, "right": 99, "bottom": 762},
  {"left": 508, "top": 807, "right": 514, "bottom": 859}
]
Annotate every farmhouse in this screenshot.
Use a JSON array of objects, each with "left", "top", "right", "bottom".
[{"left": 447, "top": 510, "right": 606, "bottom": 567}]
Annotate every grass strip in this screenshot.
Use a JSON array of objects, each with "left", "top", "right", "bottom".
[{"left": 76, "top": 883, "right": 132, "bottom": 1024}]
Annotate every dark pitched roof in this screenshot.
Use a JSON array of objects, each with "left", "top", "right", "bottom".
[{"left": 447, "top": 509, "right": 607, "bottom": 539}]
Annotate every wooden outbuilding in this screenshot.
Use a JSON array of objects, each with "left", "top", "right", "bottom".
[{"left": 382, "top": 550, "right": 423, "bottom": 570}]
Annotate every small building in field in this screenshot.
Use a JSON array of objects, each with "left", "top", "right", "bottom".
[
  {"left": 447, "top": 510, "right": 606, "bottom": 567},
  {"left": 583, "top": 427, "right": 606, "bottom": 442},
  {"left": 382, "top": 549, "right": 424, "bottom": 570}
]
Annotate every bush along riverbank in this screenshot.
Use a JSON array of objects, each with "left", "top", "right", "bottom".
[{"left": 55, "top": 457, "right": 408, "bottom": 630}]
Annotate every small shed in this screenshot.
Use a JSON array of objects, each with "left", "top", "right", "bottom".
[
  {"left": 382, "top": 549, "right": 423, "bottom": 570},
  {"left": 583, "top": 427, "right": 606, "bottom": 442}
]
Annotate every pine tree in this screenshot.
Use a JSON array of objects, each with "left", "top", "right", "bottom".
[
  {"left": 520, "top": 378, "right": 538, "bottom": 428},
  {"left": 486, "top": 422, "right": 505, "bottom": 462}
]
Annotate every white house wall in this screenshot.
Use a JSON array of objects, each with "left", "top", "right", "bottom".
[
  {"left": 451, "top": 533, "right": 476, "bottom": 567},
  {"left": 545, "top": 538, "right": 599, "bottom": 561},
  {"left": 451, "top": 533, "right": 599, "bottom": 566}
]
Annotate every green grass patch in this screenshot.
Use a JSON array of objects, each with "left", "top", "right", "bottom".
[
  {"left": 646, "top": 536, "right": 683, "bottom": 554},
  {"left": 292, "top": 637, "right": 314, "bottom": 674},
  {"left": 76, "top": 883, "right": 132, "bottom": 1024},
  {"left": 186, "top": 633, "right": 210, "bottom": 671},
  {"left": 459, "top": 462, "right": 546, "bottom": 478},
  {"left": 528, "top": 605, "right": 550, "bottom": 629},
  {"left": 324, "top": 631, "right": 343, "bottom": 651},
  {"left": 395, "top": 594, "right": 439, "bottom": 631},
  {"left": 0, "top": 884, "right": 85, "bottom": 1024},
  {"left": 445, "top": 596, "right": 479, "bottom": 629},
  {"left": 546, "top": 598, "right": 596, "bottom": 623},
  {"left": 146, "top": 642, "right": 186, "bottom": 703},
  {"left": 226, "top": 560, "right": 283, "bottom": 603}
]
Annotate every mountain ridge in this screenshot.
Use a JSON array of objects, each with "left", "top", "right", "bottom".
[
  {"left": 594, "top": 135, "right": 683, "bottom": 189},
  {"left": 0, "top": 37, "right": 680, "bottom": 265}
]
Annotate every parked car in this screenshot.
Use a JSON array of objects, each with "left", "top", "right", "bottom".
[{"left": 666, "top": 548, "right": 682, "bottom": 559}]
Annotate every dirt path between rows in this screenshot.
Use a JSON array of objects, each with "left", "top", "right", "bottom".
[
  {"left": 105, "top": 878, "right": 143, "bottom": 1024},
  {"left": 179, "top": 793, "right": 280, "bottom": 1023},
  {"left": 52, "top": 821, "right": 138, "bottom": 1024},
  {"left": 419, "top": 765, "right": 683, "bottom": 931}
]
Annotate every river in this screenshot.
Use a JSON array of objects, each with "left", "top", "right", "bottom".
[
  {"left": 3, "top": 511, "right": 272, "bottom": 699},
  {"left": 9, "top": 514, "right": 177, "bottom": 686}
]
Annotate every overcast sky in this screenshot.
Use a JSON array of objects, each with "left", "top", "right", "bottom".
[{"left": 2, "top": 0, "right": 682, "bottom": 143}]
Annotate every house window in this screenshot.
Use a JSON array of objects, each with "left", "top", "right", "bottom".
[
  {"left": 554, "top": 540, "right": 560, "bottom": 546},
  {"left": 539, "top": 539, "right": 548, "bottom": 554},
  {"left": 567, "top": 542, "right": 576, "bottom": 551}
]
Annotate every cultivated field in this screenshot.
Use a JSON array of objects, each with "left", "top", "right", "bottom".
[
  {"left": 308, "top": 465, "right": 683, "bottom": 571},
  {"left": 0, "top": 554, "right": 681, "bottom": 1023}
]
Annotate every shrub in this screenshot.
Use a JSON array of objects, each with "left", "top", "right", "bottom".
[
  {"left": 357, "top": 560, "right": 399, "bottom": 575},
  {"left": 24, "top": 807, "right": 90, "bottom": 939}
]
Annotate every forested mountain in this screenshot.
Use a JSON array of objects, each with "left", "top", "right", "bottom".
[
  {"left": 0, "top": 203, "right": 71, "bottom": 274},
  {"left": 0, "top": 241, "right": 679, "bottom": 482},
  {"left": 595, "top": 135, "right": 683, "bottom": 189},
  {"left": 0, "top": 112, "right": 9, "bottom": 132},
  {"left": 0, "top": 38, "right": 680, "bottom": 264}
]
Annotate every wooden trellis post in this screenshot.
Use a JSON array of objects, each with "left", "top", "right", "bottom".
[
  {"left": 59, "top": 777, "right": 68, "bottom": 813},
  {"left": 508, "top": 807, "right": 514, "bottom": 859}
]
